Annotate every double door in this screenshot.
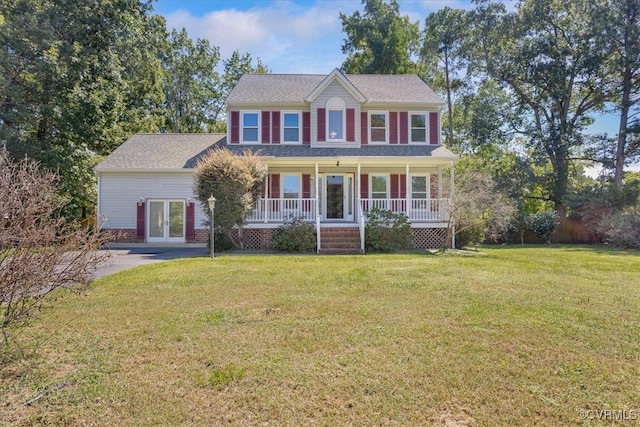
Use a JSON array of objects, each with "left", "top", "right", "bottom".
[{"left": 147, "top": 199, "right": 185, "bottom": 243}]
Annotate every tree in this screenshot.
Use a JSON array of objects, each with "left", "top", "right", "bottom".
[
  {"left": 420, "top": 7, "right": 469, "bottom": 147},
  {"left": 0, "top": 148, "right": 108, "bottom": 353},
  {"left": 0, "top": 0, "right": 166, "bottom": 219},
  {"left": 161, "top": 28, "right": 221, "bottom": 133},
  {"left": 193, "top": 148, "right": 268, "bottom": 248},
  {"left": 466, "top": 0, "right": 610, "bottom": 215},
  {"left": 340, "top": 0, "right": 419, "bottom": 74},
  {"left": 602, "top": 0, "right": 640, "bottom": 184},
  {"left": 444, "top": 169, "right": 515, "bottom": 249}
]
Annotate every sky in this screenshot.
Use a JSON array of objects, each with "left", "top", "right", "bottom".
[{"left": 153, "top": 0, "right": 627, "bottom": 167}]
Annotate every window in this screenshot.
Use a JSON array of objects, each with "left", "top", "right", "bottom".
[
  {"left": 371, "top": 175, "right": 388, "bottom": 199},
  {"left": 369, "top": 112, "right": 387, "bottom": 143},
  {"left": 283, "top": 175, "right": 300, "bottom": 199},
  {"left": 411, "top": 176, "right": 429, "bottom": 199},
  {"left": 282, "top": 112, "right": 300, "bottom": 143},
  {"left": 410, "top": 113, "right": 427, "bottom": 143},
  {"left": 326, "top": 97, "right": 346, "bottom": 141},
  {"left": 242, "top": 112, "right": 259, "bottom": 143}
]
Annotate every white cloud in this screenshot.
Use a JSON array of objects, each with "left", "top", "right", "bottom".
[{"left": 163, "top": 1, "right": 359, "bottom": 73}]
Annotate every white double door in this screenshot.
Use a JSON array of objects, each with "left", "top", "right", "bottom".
[{"left": 147, "top": 199, "right": 185, "bottom": 243}]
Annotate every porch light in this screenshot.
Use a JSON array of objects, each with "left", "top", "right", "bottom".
[
  {"left": 208, "top": 195, "right": 216, "bottom": 258},
  {"left": 336, "top": 160, "right": 340, "bottom": 167}
]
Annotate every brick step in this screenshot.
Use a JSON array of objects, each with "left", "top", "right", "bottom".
[
  {"left": 319, "top": 248, "right": 362, "bottom": 255},
  {"left": 321, "top": 242, "right": 361, "bottom": 249}
]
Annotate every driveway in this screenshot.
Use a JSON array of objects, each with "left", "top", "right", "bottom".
[{"left": 93, "top": 244, "right": 207, "bottom": 279}]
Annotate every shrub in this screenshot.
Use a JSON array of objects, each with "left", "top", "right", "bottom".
[
  {"left": 272, "top": 216, "right": 317, "bottom": 253},
  {"left": 526, "top": 211, "right": 559, "bottom": 244},
  {"left": 365, "top": 208, "right": 412, "bottom": 253},
  {"left": 597, "top": 213, "right": 640, "bottom": 249}
]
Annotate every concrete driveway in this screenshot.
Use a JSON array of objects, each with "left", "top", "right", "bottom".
[{"left": 93, "top": 244, "right": 207, "bottom": 279}]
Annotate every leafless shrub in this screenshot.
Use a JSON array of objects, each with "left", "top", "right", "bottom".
[{"left": 0, "top": 147, "right": 110, "bottom": 353}]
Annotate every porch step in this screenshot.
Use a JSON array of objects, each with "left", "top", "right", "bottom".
[{"left": 319, "top": 227, "right": 361, "bottom": 255}]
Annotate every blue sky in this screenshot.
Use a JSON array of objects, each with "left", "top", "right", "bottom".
[{"left": 153, "top": 0, "right": 622, "bottom": 143}]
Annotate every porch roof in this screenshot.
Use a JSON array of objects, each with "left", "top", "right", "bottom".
[{"left": 95, "top": 133, "right": 457, "bottom": 172}]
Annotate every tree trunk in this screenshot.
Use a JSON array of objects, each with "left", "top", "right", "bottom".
[{"left": 614, "top": 71, "right": 632, "bottom": 185}]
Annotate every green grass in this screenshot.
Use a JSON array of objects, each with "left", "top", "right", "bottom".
[{"left": 1, "top": 246, "right": 639, "bottom": 426}]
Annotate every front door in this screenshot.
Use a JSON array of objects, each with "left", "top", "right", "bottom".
[
  {"left": 147, "top": 199, "right": 185, "bottom": 243},
  {"left": 322, "top": 174, "right": 354, "bottom": 221}
]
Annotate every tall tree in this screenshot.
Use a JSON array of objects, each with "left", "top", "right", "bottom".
[
  {"left": 603, "top": 0, "right": 640, "bottom": 184},
  {"left": 466, "top": 0, "right": 610, "bottom": 214},
  {"left": 161, "top": 28, "right": 221, "bottom": 133},
  {"left": 0, "top": 0, "right": 165, "bottom": 218},
  {"left": 420, "top": 7, "right": 469, "bottom": 147},
  {"left": 340, "top": 0, "right": 419, "bottom": 74}
]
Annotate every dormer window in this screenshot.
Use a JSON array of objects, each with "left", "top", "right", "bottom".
[{"left": 326, "top": 97, "right": 346, "bottom": 142}]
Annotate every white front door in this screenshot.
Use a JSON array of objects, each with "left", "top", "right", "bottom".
[
  {"left": 147, "top": 199, "right": 185, "bottom": 243},
  {"left": 321, "top": 174, "right": 354, "bottom": 221}
]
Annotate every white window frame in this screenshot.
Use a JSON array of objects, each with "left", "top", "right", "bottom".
[
  {"left": 370, "top": 174, "right": 389, "bottom": 200},
  {"left": 368, "top": 111, "right": 388, "bottom": 144},
  {"left": 326, "top": 97, "right": 346, "bottom": 142},
  {"left": 281, "top": 111, "right": 301, "bottom": 144},
  {"left": 409, "top": 111, "right": 428, "bottom": 144},
  {"left": 282, "top": 173, "right": 302, "bottom": 199},
  {"left": 241, "top": 111, "right": 260, "bottom": 144},
  {"left": 410, "top": 174, "right": 431, "bottom": 199}
]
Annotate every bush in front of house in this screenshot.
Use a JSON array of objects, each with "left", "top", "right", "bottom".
[
  {"left": 271, "top": 216, "right": 317, "bottom": 253},
  {"left": 365, "top": 208, "right": 412, "bottom": 253}
]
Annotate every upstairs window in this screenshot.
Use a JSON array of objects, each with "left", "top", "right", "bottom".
[
  {"left": 326, "top": 97, "right": 346, "bottom": 142},
  {"left": 282, "top": 112, "right": 301, "bottom": 143},
  {"left": 242, "top": 112, "right": 259, "bottom": 143},
  {"left": 410, "top": 113, "right": 427, "bottom": 143},
  {"left": 369, "top": 112, "right": 387, "bottom": 143}
]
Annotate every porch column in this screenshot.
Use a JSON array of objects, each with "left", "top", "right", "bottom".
[
  {"left": 264, "top": 172, "right": 269, "bottom": 223},
  {"left": 450, "top": 162, "right": 455, "bottom": 249},
  {"left": 356, "top": 162, "right": 361, "bottom": 213},
  {"left": 405, "top": 163, "right": 410, "bottom": 216},
  {"left": 315, "top": 162, "right": 320, "bottom": 254}
]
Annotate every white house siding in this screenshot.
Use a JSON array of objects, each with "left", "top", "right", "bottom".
[
  {"left": 310, "top": 80, "right": 362, "bottom": 146},
  {"left": 97, "top": 171, "right": 207, "bottom": 230}
]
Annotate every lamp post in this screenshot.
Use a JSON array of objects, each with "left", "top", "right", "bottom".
[{"left": 208, "top": 195, "right": 216, "bottom": 258}]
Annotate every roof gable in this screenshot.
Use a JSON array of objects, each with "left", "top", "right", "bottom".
[{"left": 304, "top": 68, "right": 366, "bottom": 104}]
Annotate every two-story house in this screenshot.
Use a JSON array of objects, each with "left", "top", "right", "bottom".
[{"left": 95, "top": 69, "right": 457, "bottom": 252}]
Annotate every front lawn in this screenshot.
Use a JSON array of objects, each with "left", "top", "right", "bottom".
[{"left": 1, "top": 246, "right": 639, "bottom": 426}]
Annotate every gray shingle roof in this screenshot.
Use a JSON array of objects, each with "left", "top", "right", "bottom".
[
  {"left": 96, "top": 133, "right": 456, "bottom": 171},
  {"left": 95, "top": 133, "right": 226, "bottom": 171},
  {"left": 226, "top": 72, "right": 444, "bottom": 105}
]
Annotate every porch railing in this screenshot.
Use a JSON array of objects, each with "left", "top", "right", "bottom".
[
  {"left": 245, "top": 197, "right": 450, "bottom": 223},
  {"left": 246, "top": 198, "right": 316, "bottom": 223},
  {"left": 360, "top": 198, "right": 450, "bottom": 222}
]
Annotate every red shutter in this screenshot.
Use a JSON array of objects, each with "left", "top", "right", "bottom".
[
  {"left": 302, "top": 174, "right": 311, "bottom": 198},
  {"left": 317, "top": 108, "right": 326, "bottom": 142},
  {"left": 186, "top": 202, "right": 195, "bottom": 241},
  {"left": 261, "top": 111, "right": 270, "bottom": 144},
  {"left": 230, "top": 111, "right": 239, "bottom": 144},
  {"left": 390, "top": 112, "right": 398, "bottom": 144},
  {"left": 270, "top": 173, "right": 280, "bottom": 212},
  {"left": 400, "top": 174, "right": 407, "bottom": 198},
  {"left": 360, "top": 174, "right": 369, "bottom": 199},
  {"left": 136, "top": 202, "right": 145, "bottom": 240},
  {"left": 429, "top": 112, "right": 439, "bottom": 145},
  {"left": 346, "top": 108, "right": 355, "bottom": 142},
  {"left": 303, "top": 112, "right": 311, "bottom": 144},
  {"left": 399, "top": 112, "right": 408, "bottom": 144},
  {"left": 390, "top": 174, "right": 399, "bottom": 198},
  {"left": 360, "top": 112, "right": 368, "bottom": 145},
  {"left": 271, "top": 111, "right": 280, "bottom": 144},
  {"left": 431, "top": 174, "right": 439, "bottom": 198}
]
